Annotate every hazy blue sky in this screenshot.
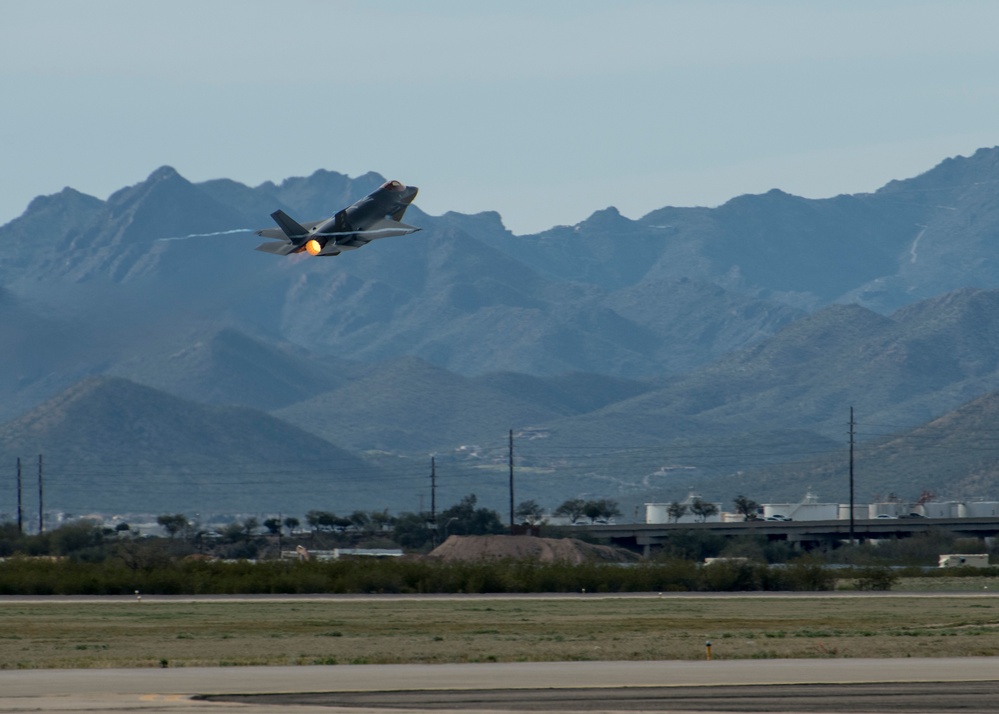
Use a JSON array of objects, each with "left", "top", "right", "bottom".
[{"left": 4, "top": 1, "right": 999, "bottom": 234}]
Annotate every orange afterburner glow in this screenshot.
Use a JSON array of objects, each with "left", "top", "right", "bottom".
[{"left": 306, "top": 239, "right": 323, "bottom": 256}]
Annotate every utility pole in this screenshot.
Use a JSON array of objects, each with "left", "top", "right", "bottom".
[
  {"left": 508, "top": 429, "right": 515, "bottom": 532},
  {"left": 16, "top": 457, "right": 23, "bottom": 534},
  {"left": 37, "top": 454, "right": 44, "bottom": 535},
  {"left": 430, "top": 456, "right": 437, "bottom": 524},
  {"left": 849, "top": 407, "right": 855, "bottom": 546},
  {"left": 430, "top": 456, "right": 437, "bottom": 548}
]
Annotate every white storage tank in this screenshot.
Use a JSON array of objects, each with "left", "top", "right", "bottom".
[
  {"left": 645, "top": 496, "right": 723, "bottom": 524},
  {"left": 965, "top": 502, "right": 999, "bottom": 518},
  {"left": 838, "top": 504, "right": 868, "bottom": 521},
  {"left": 645, "top": 503, "right": 670, "bottom": 524},
  {"left": 763, "top": 491, "right": 837, "bottom": 521},
  {"left": 788, "top": 503, "right": 838, "bottom": 521},
  {"left": 922, "top": 502, "right": 960, "bottom": 518},
  {"left": 763, "top": 504, "right": 793, "bottom": 519},
  {"left": 869, "top": 503, "right": 907, "bottom": 518}
]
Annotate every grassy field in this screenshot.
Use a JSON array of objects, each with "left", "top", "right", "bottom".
[{"left": 4, "top": 590, "right": 999, "bottom": 669}]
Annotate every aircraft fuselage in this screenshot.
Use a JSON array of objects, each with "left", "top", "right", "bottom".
[{"left": 255, "top": 180, "right": 419, "bottom": 257}]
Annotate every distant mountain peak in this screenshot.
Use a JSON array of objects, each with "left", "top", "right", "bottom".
[
  {"left": 23, "top": 187, "right": 102, "bottom": 216},
  {"left": 293, "top": 167, "right": 352, "bottom": 185},
  {"left": 877, "top": 145, "right": 999, "bottom": 195},
  {"left": 105, "top": 165, "right": 195, "bottom": 208},
  {"left": 441, "top": 210, "right": 507, "bottom": 232},
  {"left": 147, "top": 165, "right": 183, "bottom": 181},
  {"left": 11, "top": 375, "right": 148, "bottom": 432},
  {"left": 785, "top": 302, "right": 891, "bottom": 337},
  {"left": 0, "top": 374, "right": 389, "bottom": 513},
  {"left": 577, "top": 206, "right": 633, "bottom": 231},
  {"left": 720, "top": 187, "right": 803, "bottom": 210}
]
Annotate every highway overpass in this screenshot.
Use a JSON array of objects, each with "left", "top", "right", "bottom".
[{"left": 585, "top": 517, "right": 999, "bottom": 554}]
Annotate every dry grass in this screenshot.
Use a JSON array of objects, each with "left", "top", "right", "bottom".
[{"left": 4, "top": 592, "right": 999, "bottom": 669}]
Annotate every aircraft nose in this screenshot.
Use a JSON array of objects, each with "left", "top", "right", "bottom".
[{"left": 404, "top": 185, "right": 419, "bottom": 202}]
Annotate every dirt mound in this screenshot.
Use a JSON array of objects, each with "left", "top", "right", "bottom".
[{"left": 427, "top": 535, "right": 638, "bottom": 564}]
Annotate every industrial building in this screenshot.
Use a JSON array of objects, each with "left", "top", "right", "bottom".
[{"left": 645, "top": 491, "right": 999, "bottom": 524}]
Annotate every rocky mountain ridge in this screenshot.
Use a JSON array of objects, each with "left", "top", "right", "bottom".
[{"left": 4, "top": 148, "right": 999, "bottom": 515}]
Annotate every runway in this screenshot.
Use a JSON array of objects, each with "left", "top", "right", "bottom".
[{"left": 3, "top": 658, "right": 999, "bottom": 713}]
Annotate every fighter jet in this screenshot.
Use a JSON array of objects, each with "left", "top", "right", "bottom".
[{"left": 254, "top": 180, "right": 419, "bottom": 257}]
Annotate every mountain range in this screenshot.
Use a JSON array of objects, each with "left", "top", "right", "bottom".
[
  {"left": 3, "top": 147, "right": 999, "bottom": 518},
  {"left": 0, "top": 376, "right": 385, "bottom": 516}
]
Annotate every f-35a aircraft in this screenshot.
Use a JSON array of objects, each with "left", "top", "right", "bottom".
[{"left": 255, "top": 180, "right": 419, "bottom": 256}]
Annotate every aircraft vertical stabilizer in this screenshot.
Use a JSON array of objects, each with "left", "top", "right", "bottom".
[{"left": 270, "top": 210, "right": 309, "bottom": 238}]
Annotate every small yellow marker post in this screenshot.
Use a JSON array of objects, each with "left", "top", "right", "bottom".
[{"left": 705, "top": 640, "right": 712, "bottom": 661}]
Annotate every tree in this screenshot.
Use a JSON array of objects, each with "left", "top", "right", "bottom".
[
  {"left": 242, "top": 517, "right": 260, "bottom": 537},
  {"left": 369, "top": 509, "right": 394, "bottom": 532},
  {"left": 263, "top": 518, "right": 283, "bottom": 536},
  {"left": 156, "top": 513, "right": 189, "bottom": 538},
  {"left": 667, "top": 501, "right": 688, "bottom": 523},
  {"left": 439, "top": 494, "right": 505, "bottom": 536},
  {"left": 392, "top": 512, "right": 433, "bottom": 549},
  {"left": 51, "top": 521, "right": 104, "bottom": 557},
  {"left": 283, "top": 516, "right": 300, "bottom": 535},
  {"left": 222, "top": 522, "right": 246, "bottom": 542},
  {"left": 583, "top": 499, "right": 621, "bottom": 524},
  {"left": 306, "top": 510, "right": 341, "bottom": 532},
  {"left": 690, "top": 498, "right": 719, "bottom": 523},
  {"left": 348, "top": 510, "right": 372, "bottom": 533},
  {"left": 515, "top": 499, "right": 546, "bottom": 526},
  {"left": 113, "top": 537, "right": 176, "bottom": 572},
  {"left": 733, "top": 495, "right": 761, "bottom": 521},
  {"left": 554, "top": 498, "right": 587, "bottom": 524}
]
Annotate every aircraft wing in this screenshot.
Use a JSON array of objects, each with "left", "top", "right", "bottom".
[
  {"left": 252, "top": 216, "right": 416, "bottom": 256},
  {"left": 254, "top": 241, "right": 299, "bottom": 255},
  {"left": 312, "top": 219, "right": 421, "bottom": 239},
  {"left": 255, "top": 229, "right": 289, "bottom": 240},
  {"left": 368, "top": 218, "right": 420, "bottom": 234},
  {"left": 254, "top": 219, "right": 323, "bottom": 240}
]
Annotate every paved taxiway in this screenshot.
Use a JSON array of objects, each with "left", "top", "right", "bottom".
[{"left": 3, "top": 658, "right": 999, "bottom": 713}]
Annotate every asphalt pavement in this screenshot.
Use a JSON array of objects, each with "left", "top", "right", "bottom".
[{"left": 4, "top": 658, "right": 999, "bottom": 713}]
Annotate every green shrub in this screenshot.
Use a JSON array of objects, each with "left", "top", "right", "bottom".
[
  {"left": 852, "top": 565, "right": 899, "bottom": 591},
  {"left": 0, "top": 554, "right": 847, "bottom": 595}
]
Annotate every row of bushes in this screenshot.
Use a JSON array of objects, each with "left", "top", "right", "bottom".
[
  {"left": 0, "top": 556, "right": 846, "bottom": 595},
  {"left": 4, "top": 519, "right": 995, "bottom": 567}
]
